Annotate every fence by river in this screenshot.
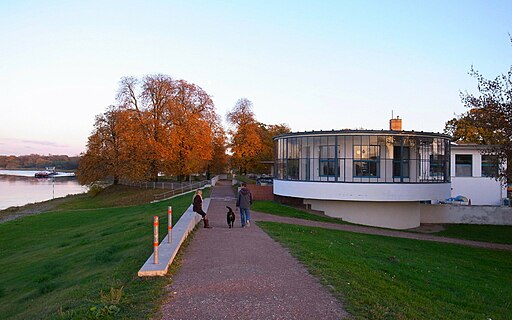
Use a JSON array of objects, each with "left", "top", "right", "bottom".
[{"left": 118, "top": 176, "right": 219, "bottom": 202}]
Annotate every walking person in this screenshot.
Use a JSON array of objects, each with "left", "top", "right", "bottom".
[
  {"left": 236, "top": 182, "right": 253, "bottom": 227},
  {"left": 193, "top": 189, "right": 212, "bottom": 228}
]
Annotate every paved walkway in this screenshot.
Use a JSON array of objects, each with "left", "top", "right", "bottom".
[
  {"left": 157, "top": 180, "right": 511, "bottom": 319},
  {"left": 157, "top": 180, "right": 348, "bottom": 320}
]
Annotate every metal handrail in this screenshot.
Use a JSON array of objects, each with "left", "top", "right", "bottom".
[{"left": 152, "top": 180, "right": 211, "bottom": 201}]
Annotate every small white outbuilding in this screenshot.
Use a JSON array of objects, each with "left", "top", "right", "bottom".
[{"left": 450, "top": 143, "right": 507, "bottom": 206}]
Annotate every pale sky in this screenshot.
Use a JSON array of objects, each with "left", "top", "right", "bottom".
[{"left": 1, "top": 0, "right": 511, "bottom": 156}]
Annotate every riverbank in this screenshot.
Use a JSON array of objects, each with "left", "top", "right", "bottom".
[
  {"left": 0, "top": 196, "right": 71, "bottom": 223},
  {"left": 0, "top": 185, "right": 173, "bottom": 223},
  {"left": 0, "top": 185, "right": 201, "bottom": 319}
]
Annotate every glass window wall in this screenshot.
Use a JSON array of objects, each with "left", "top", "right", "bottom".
[{"left": 274, "top": 132, "right": 450, "bottom": 183}]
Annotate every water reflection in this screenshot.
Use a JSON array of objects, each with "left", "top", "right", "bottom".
[{"left": 0, "top": 173, "right": 87, "bottom": 210}]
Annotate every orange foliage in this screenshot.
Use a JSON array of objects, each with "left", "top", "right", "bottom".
[
  {"left": 227, "top": 98, "right": 291, "bottom": 174},
  {"left": 79, "top": 75, "right": 225, "bottom": 183},
  {"left": 227, "top": 98, "right": 263, "bottom": 174}
]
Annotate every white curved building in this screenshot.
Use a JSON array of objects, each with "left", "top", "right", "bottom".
[{"left": 273, "top": 123, "right": 451, "bottom": 229}]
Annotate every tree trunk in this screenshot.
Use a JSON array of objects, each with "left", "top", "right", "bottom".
[{"left": 150, "top": 160, "right": 159, "bottom": 182}]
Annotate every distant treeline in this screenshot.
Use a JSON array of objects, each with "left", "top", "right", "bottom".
[{"left": 0, "top": 155, "right": 80, "bottom": 170}]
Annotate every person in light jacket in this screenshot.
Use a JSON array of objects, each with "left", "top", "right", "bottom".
[
  {"left": 193, "top": 189, "right": 212, "bottom": 228},
  {"left": 236, "top": 182, "right": 253, "bottom": 227}
]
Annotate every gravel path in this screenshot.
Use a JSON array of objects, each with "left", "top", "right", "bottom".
[{"left": 157, "top": 180, "right": 348, "bottom": 320}]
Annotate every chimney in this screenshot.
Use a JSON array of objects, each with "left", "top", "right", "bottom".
[{"left": 390, "top": 116, "right": 402, "bottom": 131}]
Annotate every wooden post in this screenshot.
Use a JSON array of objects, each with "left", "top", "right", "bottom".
[
  {"left": 168, "top": 206, "right": 172, "bottom": 243},
  {"left": 153, "top": 216, "right": 159, "bottom": 264}
]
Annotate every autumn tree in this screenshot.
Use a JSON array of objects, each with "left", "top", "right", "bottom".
[
  {"left": 444, "top": 109, "right": 494, "bottom": 144},
  {"left": 77, "top": 107, "right": 141, "bottom": 185},
  {"left": 117, "top": 75, "right": 172, "bottom": 181},
  {"left": 227, "top": 98, "right": 291, "bottom": 175},
  {"left": 163, "top": 80, "right": 217, "bottom": 181},
  {"left": 445, "top": 42, "right": 512, "bottom": 181},
  {"left": 253, "top": 123, "right": 291, "bottom": 174},
  {"left": 227, "top": 98, "right": 263, "bottom": 175},
  {"left": 206, "top": 116, "right": 229, "bottom": 177},
  {"left": 115, "top": 74, "right": 219, "bottom": 181}
]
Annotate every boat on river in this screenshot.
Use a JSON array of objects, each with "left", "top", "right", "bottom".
[{"left": 34, "top": 167, "right": 57, "bottom": 178}]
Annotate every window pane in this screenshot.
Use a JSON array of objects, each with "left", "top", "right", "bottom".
[
  {"left": 455, "top": 154, "right": 472, "bottom": 177},
  {"left": 482, "top": 165, "right": 498, "bottom": 178},
  {"left": 393, "top": 146, "right": 401, "bottom": 158},
  {"left": 354, "top": 160, "right": 378, "bottom": 177},
  {"left": 369, "top": 146, "right": 379, "bottom": 159},
  {"left": 354, "top": 161, "right": 368, "bottom": 177},
  {"left": 369, "top": 161, "right": 378, "bottom": 176},
  {"left": 456, "top": 165, "right": 472, "bottom": 177},
  {"left": 320, "top": 160, "right": 336, "bottom": 176},
  {"left": 393, "top": 146, "right": 410, "bottom": 178},
  {"left": 482, "top": 155, "right": 498, "bottom": 177},
  {"left": 354, "top": 146, "right": 362, "bottom": 159},
  {"left": 320, "top": 146, "right": 335, "bottom": 158},
  {"left": 456, "top": 154, "right": 472, "bottom": 165},
  {"left": 403, "top": 162, "right": 409, "bottom": 177},
  {"left": 430, "top": 154, "right": 445, "bottom": 177},
  {"left": 360, "top": 146, "right": 369, "bottom": 159},
  {"left": 287, "top": 159, "right": 299, "bottom": 180}
]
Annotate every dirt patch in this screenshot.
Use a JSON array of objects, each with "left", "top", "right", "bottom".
[{"left": 0, "top": 198, "right": 66, "bottom": 223}]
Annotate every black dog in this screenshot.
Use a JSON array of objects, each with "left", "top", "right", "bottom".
[{"left": 226, "top": 206, "right": 235, "bottom": 228}]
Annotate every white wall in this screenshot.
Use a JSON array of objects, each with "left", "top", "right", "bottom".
[
  {"left": 451, "top": 177, "right": 506, "bottom": 205},
  {"left": 451, "top": 146, "right": 507, "bottom": 205},
  {"left": 305, "top": 199, "right": 421, "bottom": 229},
  {"left": 274, "top": 180, "right": 450, "bottom": 202}
]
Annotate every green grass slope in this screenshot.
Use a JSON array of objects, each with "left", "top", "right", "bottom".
[
  {"left": 259, "top": 222, "right": 512, "bottom": 320},
  {"left": 0, "top": 186, "right": 209, "bottom": 319}
]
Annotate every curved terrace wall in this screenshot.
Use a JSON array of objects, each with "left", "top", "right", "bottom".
[{"left": 274, "top": 180, "right": 451, "bottom": 202}]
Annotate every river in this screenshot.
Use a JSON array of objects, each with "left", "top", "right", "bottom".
[{"left": 0, "top": 170, "right": 88, "bottom": 210}]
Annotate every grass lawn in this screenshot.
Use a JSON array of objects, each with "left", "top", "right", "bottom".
[
  {"left": 0, "top": 185, "right": 210, "bottom": 320},
  {"left": 234, "top": 175, "right": 256, "bottom": 184},
  {"left": 252, "top": 200, "right": 347, "bottom": 224},
  {"left": 254, "top": 200, "right": 512, "bottom": 244},
  {"left": 434, "top": 224, "right": 512, "bottom": 245},
  {"left": 258, "top": 221, "right": 512, "bottom": 320}
]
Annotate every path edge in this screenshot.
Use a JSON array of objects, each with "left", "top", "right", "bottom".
[{"left": 138, "top": 199, "right": 210, "bottom": 277}]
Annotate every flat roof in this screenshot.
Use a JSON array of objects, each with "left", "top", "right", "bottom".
[
  {"left": 274, "top": 129, "right": 451, "bottom": 140},
  {"left": 451, "top": 143, "right": 495, "bottom": 150}
]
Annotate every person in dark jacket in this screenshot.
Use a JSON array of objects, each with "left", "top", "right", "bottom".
[
  {"left": 193, "top": 189, "right": 212, "bottom": 228},
  {"left": 236, "top": 182, "right": 253, "bottom": 227}
]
